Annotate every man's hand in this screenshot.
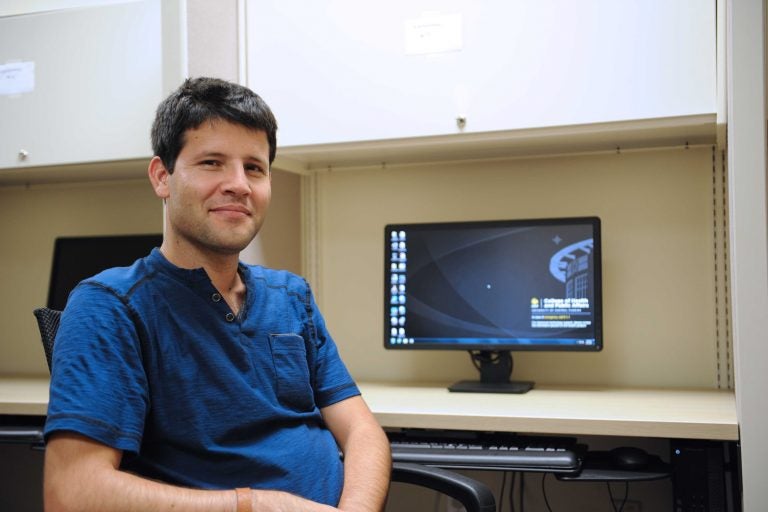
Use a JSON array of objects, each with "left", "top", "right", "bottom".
[{"left": 252, "top": 489, "right": 339, "bottom": 512}]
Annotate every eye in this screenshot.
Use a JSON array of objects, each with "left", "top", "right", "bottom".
[
  {"left": 245, "top": 164, "right": 269, "bottom": 176},
  {"left": 200, "top": 159, "right": 222, "bottom": 168}
]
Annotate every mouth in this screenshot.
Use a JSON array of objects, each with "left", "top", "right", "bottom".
[{"left": 210, "top": 205, "right": 252, "bottom": 217}]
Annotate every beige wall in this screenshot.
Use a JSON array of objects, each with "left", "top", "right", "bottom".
[
  {"left": 244, "top": 169, "right": 302, "bottom": 273},
  {"left": 0, "top": 167, "right": 301, "bottom": 376},
  {"left": 0, "top": 144, "right": 722, "bottom": 390},
  {"left": 0, "top": 175, "right": 161, "bottom": 375},
  {"left": 314, "top": 146, "right": 722, "bottom": 389}
]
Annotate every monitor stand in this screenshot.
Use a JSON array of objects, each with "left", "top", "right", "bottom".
[{"left": 448, "top": 350, "right": 534, "bottom": 394}]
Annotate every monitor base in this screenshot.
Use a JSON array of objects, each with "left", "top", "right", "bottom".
[{"left": 448, "top": 380, "right": 534, "bottom": 394}]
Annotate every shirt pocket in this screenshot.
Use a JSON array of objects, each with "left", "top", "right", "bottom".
[{"left": 268, "top": 333, "right": 315, "bottom": 412}]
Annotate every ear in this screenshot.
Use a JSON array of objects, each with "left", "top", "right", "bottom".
[{"left": 148, "top": 156, "right": 171, "bottom": 199}]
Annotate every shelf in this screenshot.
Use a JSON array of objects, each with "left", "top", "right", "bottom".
[
  {"left": 557, "top": 451, "right": 672, "bottom": 482},
  {"left": 0, "top": 158, "right": 149, "bottom": 187},
  {"left": 273, "top": 114, "right": 718, "bottom": 174},
  {"left": 0, "top": 114, "right": 717, "bottom": 185}
]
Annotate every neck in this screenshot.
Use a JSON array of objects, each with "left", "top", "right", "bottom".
[{"left": 159, "top": 240, "right": 246, "bottom": 312}]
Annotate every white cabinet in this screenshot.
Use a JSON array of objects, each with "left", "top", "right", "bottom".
[
  {"left": 245, "top": 0, "right": 715, "bottom": 150},
  {"left": 0, "top": 1, "right": 163, "bottom": 170}
]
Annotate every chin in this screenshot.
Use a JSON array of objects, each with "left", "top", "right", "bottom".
[
  {"left": 221, "top": 239, "right": 254, "bottom": 253},
  {"left": 190, "top": 225, "right": 259, "bottom": 255},
  {"left": 201, "top": 236, "right": 254, "bottom": 255}
]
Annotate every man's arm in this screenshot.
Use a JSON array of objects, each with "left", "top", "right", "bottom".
[
  {"left": 45, "top": 432, "right": 337, "bottom": 512},
  {"left": 321, "top": 396, "right": 392, "bottom": 512}
]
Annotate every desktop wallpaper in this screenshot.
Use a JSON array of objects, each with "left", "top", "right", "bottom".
[{"left": 387, "top": 220, "right": 599, "bottom": 347}]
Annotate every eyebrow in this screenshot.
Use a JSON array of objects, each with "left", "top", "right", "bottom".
[{"left": 196, "top": 151, "right": 268, "bottom": 166}]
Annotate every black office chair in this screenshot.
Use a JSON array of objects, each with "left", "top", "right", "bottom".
[
  {"left": 32, "top": 307, "right": 60, "bottom": 373},
  {"left": 33, "top": 307, "right": 495, "bottom": 512}
]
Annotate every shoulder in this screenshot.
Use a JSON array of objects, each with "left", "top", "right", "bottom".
[
  {"left": 241, "top": 264, "right": 319, "bottom": 312},
  {"left": 242, "top": 264, "right": 308, "bottom": 291},
  {"left": 77, "top": 253, "right": 156, "bottom": 301}
]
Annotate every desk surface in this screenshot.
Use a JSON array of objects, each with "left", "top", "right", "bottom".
[
  {"left": 0, "top": 377, "right": 49, "bottom": 416},
  {"left": 359, "top": 382, "right": 739, "bottom": 441},
  {"left": 0, "top": 378, "right": 738, "bottom": 441}
]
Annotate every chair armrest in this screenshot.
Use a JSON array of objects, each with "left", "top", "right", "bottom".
[{"left": 391, "top": 462, "right": 496, "bottom": 512}]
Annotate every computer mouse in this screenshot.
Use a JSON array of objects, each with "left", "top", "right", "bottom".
[{"left": 609, "top": 446, "right": 650, "bottom": 470}]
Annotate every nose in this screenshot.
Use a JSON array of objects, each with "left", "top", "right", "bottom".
[{"left": 222, "top": 164, "right": 251, "bottom": 196}]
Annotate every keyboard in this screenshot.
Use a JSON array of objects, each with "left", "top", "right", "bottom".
[{"left": 388, "top": 430, "right": 584, "bottom": 473}]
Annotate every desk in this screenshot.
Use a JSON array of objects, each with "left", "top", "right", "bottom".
[
  {"left": 0, "top": 377, "right": 49, "bottom": 416},
  {"left": 0, "top": 378, "right": 739, "bottom": 441},
  {"left": 0, "top": 378, "right": 740, "bottom": 508},
  {"left": 361, "top": 382, "right": 741, "bottom": 508},
  {"left": 0, "top": 377, "right": 48, "bottom": 445},
  {"left": 358, "top": 382, "right": 739, "bottom": 441}
]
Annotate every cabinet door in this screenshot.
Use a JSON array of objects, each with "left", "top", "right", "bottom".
[
  {"left": 0, "top": 0, "right": 163, "bottom": 170},
  {"left": 245, "top": 0, "right": 715, "bottom": 148}
]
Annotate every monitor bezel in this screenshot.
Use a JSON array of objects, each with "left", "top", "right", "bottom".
[
  {"left": 47, "top": 233, "right": 163, "bottom": 310},
  {"left": 383, "top": 216, "right": 603, "bottom": 353}
]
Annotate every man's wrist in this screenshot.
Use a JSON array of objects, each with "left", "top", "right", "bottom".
[{"left": 235, "top": 487, "right": 252, "bottom": 512}]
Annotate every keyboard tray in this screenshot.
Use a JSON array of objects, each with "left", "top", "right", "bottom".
[{"left": 388, "top": 430, "right": 585, "bottom": 474}]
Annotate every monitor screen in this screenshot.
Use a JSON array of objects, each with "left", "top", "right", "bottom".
[
  {"left": 383, "top": 217, "right": 602, "bottom": 393},
  {"left": 47, "top": 234, "right": 163, "bottom": 310}
]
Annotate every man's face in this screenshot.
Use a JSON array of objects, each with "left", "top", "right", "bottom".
[{"left": 155, "top": 120, "right": 272, "bottom": 257}]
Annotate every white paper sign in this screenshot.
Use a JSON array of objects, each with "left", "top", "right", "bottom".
[
  {"left": 0, "top": 61, "right": 35, "bottom": 96},
  {"left": 404, "top": 12, "right": 463, "bottom": 55}
]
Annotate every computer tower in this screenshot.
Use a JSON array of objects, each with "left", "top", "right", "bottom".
[{"left": 671, "top": 440, "right": 735, "bottom": 512}]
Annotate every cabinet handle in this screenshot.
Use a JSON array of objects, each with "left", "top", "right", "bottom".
[{"left": 18, "top": 149, "right": 29, "bottom": 160}]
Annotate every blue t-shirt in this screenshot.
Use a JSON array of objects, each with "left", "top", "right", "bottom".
[{"left": 45, "top": 248, "right": 360, "bottom": 505}]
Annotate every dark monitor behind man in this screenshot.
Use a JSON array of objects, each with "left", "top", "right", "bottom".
[{"left": 44, "top": 77, "right": 391, "bottom": 512}]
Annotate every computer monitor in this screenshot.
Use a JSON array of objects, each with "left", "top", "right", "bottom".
[
  {"left": 384, "top": 217, "right": 602, "bottom": 394},
  {"left": 47, "top": 234, "right": 163, "bottom": 310}
]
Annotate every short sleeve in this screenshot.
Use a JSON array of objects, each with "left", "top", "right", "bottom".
[
  {"left": 304, "top": 283, "right": 360, "bottom": 408},
  {"left": 44, "top": 282, "right": 150, "bottom": 453}
]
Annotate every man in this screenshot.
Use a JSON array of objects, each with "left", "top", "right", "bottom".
[{"left": 43, "top": 77, "right": 391, "bottom": 512}]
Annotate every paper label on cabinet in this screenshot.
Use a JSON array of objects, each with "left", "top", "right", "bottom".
[
  {"left": 0, "top": 61, "right": 35, "bottom": 96},
  {"left": 404, "top": 12, "right": 463, "bottom": 55}
]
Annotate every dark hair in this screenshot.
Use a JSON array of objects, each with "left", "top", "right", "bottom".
[{"left": 150, "top": 77, "right": 278, "bottom": 172}]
